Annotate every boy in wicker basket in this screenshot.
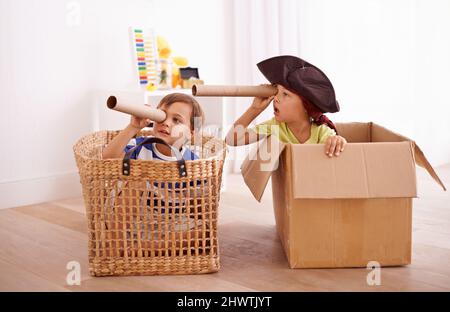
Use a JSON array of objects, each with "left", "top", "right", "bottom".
[{"left": 102, "top": 93, "right": 209, "bottom": 256}]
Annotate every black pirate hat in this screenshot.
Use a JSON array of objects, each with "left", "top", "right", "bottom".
[{"left": 257, "top": 55, "right": 340, "bottom": 113}]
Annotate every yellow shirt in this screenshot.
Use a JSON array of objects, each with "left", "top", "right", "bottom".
[{"left": 252, "top": 118, "right": 336, "bottom": 144}]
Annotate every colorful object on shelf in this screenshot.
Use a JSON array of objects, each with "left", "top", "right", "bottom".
[
  {"left": 156, "top": 36, "right": 172, "bottom": 59},
  {"left": 172, "top": 56, "right": 188, "bottom": 67},
  {"left": 179, "top": 67, "right": 199, "bottom": 80},
  {"left": 146, "top": 82, "right": 157, "bottom": 91},
  {"left": 156, "top": 58, "right": 172, "bottom": 90},
  {"left": 156, "top": 35, "right": 173, "bottom": 89},
  {"left": 155, "top": 36, "right": 194, "bottom": 88},
  {"left": 179, "top": 67, "right": 202, "bottom": 89},
  {"left": 131, "top": 33, "right": 195, "bottom": 90},
  {"left": 171, "top": 56, "right": 189, "bottom": 88},
  {"left": 130, "top": 27, "right": 158, "bottom": 86}
]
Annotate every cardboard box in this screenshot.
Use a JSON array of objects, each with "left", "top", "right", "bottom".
[{"left": 241, "top": 122, "right": 446, "bottom": 268}]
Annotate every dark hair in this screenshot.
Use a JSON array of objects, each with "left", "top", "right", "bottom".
[
  {"left": 284, "top": 86, "right": 338, "bottom": 134},
  {"left": 157, "top": 93, "right": 205, "bottom": 131}
]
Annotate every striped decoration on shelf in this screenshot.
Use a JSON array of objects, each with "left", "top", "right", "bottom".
[{"left": 130, "top": 27, "right": 158, "bottom": 86}]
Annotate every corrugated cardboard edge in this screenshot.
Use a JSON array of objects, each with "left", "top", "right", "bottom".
[
  {"left": 413, "top": 142, "right": 447, "bottom": 191},
  {"left": 372, "top": 123, "right": 446, "bottom": 191},
  {"left": 240, "top": 136, "right": 286, "bottom": 202}
]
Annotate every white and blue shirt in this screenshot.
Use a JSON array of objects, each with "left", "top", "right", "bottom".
[{"left": 124, "top": 136, "right": 199, "bottom": 161}]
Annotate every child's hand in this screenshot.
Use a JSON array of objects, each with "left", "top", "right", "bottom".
[
  {"left": 251, "top": 95, "right": 275, "bottom": 112},
  {"left": 129, "top": 104, "right": 152, "bottom": 130},
  {"left": 325, "top": 135, "right": 347, "bottom": 157}
]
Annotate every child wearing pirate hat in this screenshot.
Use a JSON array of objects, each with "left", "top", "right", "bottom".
[{"left": 225, "top": 55, "right": 347, "bottom": 157}]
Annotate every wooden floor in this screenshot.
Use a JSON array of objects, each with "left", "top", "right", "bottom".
[{"left": 1, "top": 164, "right": 450, "bottom": 291}]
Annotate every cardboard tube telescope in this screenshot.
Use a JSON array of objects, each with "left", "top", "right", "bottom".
[
  {"left": 192, "top": 84, "right": 277, "bottom": 97},
  {"left": 106, "top": 96, "right": 166, "bottom": 122}
]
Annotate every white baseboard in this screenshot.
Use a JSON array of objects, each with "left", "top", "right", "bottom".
[{"left": 0, "top": 172, "right": 82, "bottom": 210}]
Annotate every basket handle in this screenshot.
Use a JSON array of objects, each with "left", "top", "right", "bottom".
[{"left": 122, "top": 137, "right": 187, "bottom": 178}]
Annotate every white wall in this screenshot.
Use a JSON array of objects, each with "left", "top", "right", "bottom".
[
  {"left": 0, "top": 0, "right": 225, "bottom": 209},
  {"left": 296, "top": 0, "right": 450, "bottom": 166},
  {"left": 149, "top": 0, "right": 226, "bottom": 85}
]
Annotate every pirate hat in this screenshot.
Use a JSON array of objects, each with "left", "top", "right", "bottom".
[{"left": 257, "top": 55, "right": 340, "bottom": 113}]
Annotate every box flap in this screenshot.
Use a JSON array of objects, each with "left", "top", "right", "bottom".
[
  {"left": 335, "top": 122, "right": 372, "bottom": 142},
  {"left": 372, "top": 123, "right": 446, "bottom": 191},
  {"left": 291, "top": 142, "right": 418, "bottom": 199},
  {"left": 240, "top": 136, "right": 286, "bottom": 202}
]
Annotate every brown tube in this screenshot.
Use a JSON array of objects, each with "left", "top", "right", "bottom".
[
  {"left": 106, "top": 96, "right": 166, "bottom": 122},
  {"left": 192, "top": 84, "right": 277, "bottom": 97}
]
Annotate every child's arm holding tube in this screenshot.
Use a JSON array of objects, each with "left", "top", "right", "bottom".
[
  {"left": 225, "top": 96, "right": 275, "bottom": 146},
  {"left": 102, "top": 107, "right": 152, "bottom": 159}
]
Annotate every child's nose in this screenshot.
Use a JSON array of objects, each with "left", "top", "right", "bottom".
[{"left": 161, "top": 119, "right": 171, "bottom": 128}]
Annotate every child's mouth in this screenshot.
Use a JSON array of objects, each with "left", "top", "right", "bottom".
[
  {"left": 274, "top": 107, "right": 280, "bottom": 115},
  {"left": 158, "top": 129, "right": 170, "bottom": 136}
]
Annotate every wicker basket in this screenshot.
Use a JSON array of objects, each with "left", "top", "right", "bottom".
[{"left": 73, "top": 130, "right": 226, "bottom": 276}]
